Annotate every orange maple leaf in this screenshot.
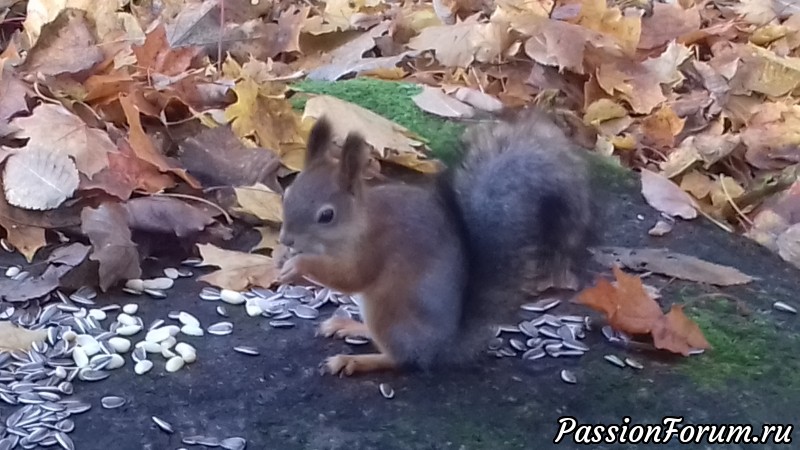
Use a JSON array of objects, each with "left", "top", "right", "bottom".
[
  {"left": 577, "top": 266, "right": 712, "bottom": 356},
  {"left": 577, "top": 265, "right": 663, "bottom": 334}
]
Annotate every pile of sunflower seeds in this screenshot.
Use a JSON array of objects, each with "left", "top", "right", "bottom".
[{"left": 489, "top": 297, "right": 649, "bottom": 385}]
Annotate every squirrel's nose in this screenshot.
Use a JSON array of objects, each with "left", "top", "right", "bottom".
[{"left": 278, "top": 229, "right": 294, "bottom": 247}]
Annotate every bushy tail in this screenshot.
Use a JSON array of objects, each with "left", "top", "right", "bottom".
[{"left": 437, "top": 108, "right": 597, "bottom": 360}]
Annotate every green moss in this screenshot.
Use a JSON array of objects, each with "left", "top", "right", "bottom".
[
  {"left": 681, "top": 301, "right": 800, "bottom": 392},
  {"left": 584, "top": 151, "right": 637, "bottom": 191},
  {"left": 290, "top": 79, "right": 466, "bottom": 164}
]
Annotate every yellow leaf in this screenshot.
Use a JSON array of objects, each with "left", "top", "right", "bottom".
[
  {"left": 584, "top": 99, "right": 628, "bottom": 126},
  {"left": 196, "top": 243, "right": 277, "bottom": 291},
  {"left": 576, "top": 0, "right": 641, "bottom": 55},
  {"left": 252, "top": 226, "right": 280, "bottom": 252},
  {"left": 234, "top": 183, "right": 284, "bottom": 224},
  {"left": 407, "top": 14, "right": 511, "bottom": 68}
]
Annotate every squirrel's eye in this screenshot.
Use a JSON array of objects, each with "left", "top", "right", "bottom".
[{"left": 317, "top": 207, "right": 335, "bottom": 224}]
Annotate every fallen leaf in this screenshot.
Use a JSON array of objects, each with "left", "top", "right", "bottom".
[
  {"left": 776, "top": 223, "right": 800, "bottom": 269},
  {"left": 303, "top": 95, "right": 440, "bottom": 173},
  {"left": 453, "top": 87, "right": 504, "bottom": 112},
  {"left": 10, "top": 103, "right": 114, "bottom": 177},
  {"left": 652, "top": 305, "right": 712, "bottom": 356},
  {"left": 0, "top": 263, "right": 72, "bottom": 303},
  {"left": 252, "top": 226, "right": 280, "bottom": 252},
  {"left": 80, "top": 139, "right": 176, "bottom": 200},
  {"left": 234, "top": 183, "right": 283, "bottom": 224},
  {"left": 412, "top": 86, "right": 476, "bottom": 118},
  {"left": 0, "top": 70, "right": 30, "bottom": 125},
  {"left": 641, "top": 169, "right": 698, "bottom": 219},
  {"left": 592, "top": 247, "right": 755, "bottom": 286},
  {"left": 638, "top": 3, "right": 700, "bottom": 50},
  {"left": 730, "top": 44, "right": 800, "bottom": 97},
  {"left": 47, "top": 242, "right": 91, "bottom": 267},
  {"left": 196, "top": 243, "right": 277, "bottom": 290},
  {"left": 177, "top": 124, "right": 282, "bottom": 191},
  {"left": 132, "top": 24, "right": 201, "bottom": 77},
  {"left": 408, "top": 14, "right": 510, "bottom": 68},
  {"left": 21, "top": 8, "right": 104, "bottom": 76},
  {"left": 3, "top": 148, "right": 80, "bottom": 211},
  {"left": 123, "top": 197, "right": 216, "bottom": 238},
  {"left": 224, "top": 78, "right": 305, "bottom": 157},
  {"left": 81, "top": 202, "right": 141, "bottom": 291},
  {"left": 741, "top": 103, "right": 800, "bottom": 170},
  {"left": 576, "top": 266, "right": 664, "bottom": 334},
  {"left": 648, "top": 220, "right": 673, "bottom": 236},
  {"left": 0, "top": 321, "right": 47, "bottom": 351},
  {"left": 640, "top": 104, "right": 685, "bottom": 148},
  {"left": 3, "top": 222, "right": 45, "bottom": 263},
  {"left": 574, "top": 0, "right": 641, "bottom": 55}
]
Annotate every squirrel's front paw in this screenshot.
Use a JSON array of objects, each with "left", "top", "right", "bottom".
[
  {"left": 318, "top": 316, "right": 370, "bottom": 339},
  {"left": 277, "top": 255, "right": 307, "bottom": 284},
  {"left": 324, "top": 353, "right": 396, "bottom": 376}
]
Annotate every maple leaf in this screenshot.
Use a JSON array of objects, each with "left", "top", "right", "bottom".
[
  {"left": 574, "top": 0, "right": 641, "bottom": 55},
  {"left": 21, "top": 8, "right": 103, "bottom": 76},
  {"left": 577, "top": 266, "right": 712, "bottom": 356},
  {"left": 224, "top": 78, "right": 305, "bottom": 157},
  {"left": 638, "top": 3, "right": 701, "bottom": 50},
  {"left": 408, "top": 14, "right": 510, "bottom": 68},
  {"left": 80, "top": 139, "right": 176, "bottom": 200},
  {"left": 81, "top": 202, "right": 141, "bottom": 291},
  {"left": 641, "top": 169, "right": 698, "bottom": 220},
  {"left": 652, "top": 305, "right": 712, "bottom": 356},
  {"left": 196, "top": 243, "right": 277, "bottom": 291},
  {"left": 577, "top": 266, "right": 663, "bottom": 334},
  {"left": 303, "top": 95, "right": 441, "bottom": 173},
  {"left": 132, "top": 25, "right": 201, "bottom": 77},
  {"left": 10, "top": 104, "right": 114, "bottom": 177},
  {"left": 640, "top": 104, "right": 685, "bottom": 149}
]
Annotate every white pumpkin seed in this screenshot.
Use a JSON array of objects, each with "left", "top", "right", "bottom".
[
  {"left": 220, "top": 289, "right": 246, "bottom": 305},
  {"left": 220, "top": 437, "right": 247, "bottom": 450},
  {"left": 625, "top": 357, "right": 643, "bottom": 370},
  {"left": 145, "top": 327, "right": 173, "bottom": 343},
  {"left": 108, "top": 337, "right": 131, "bottom": 353},
  {"left": 134, "top": 360, "right": 153, "bottom": 375},
  {"left": 143, "top": 277, "right": 174, "bottom": 290},
  {"left": 126, "top": 279, "right": 145, "bottom": 291},
  {"left": 181, "top": 325, "right": 204, "bottom": 336},
  {"left": 269, "top": 320, "right": 295, "bottom": 329},
  {"left": 178, "top": 311, "right": 200, "bottom": 327},
  {"left": 164, "top": 268, "right": 180, "bottom": 279},
  {"left": 72, "top": 347, "right": 89, "bottom": 368},
  {"left": 145, "top": 289, "right": 167, "bottom": 299},
  {"left": 165, "top": 356, "right": 185, "bottom": 372},
  {"left": 245, "top": 300, "right": 263, "bottom": 317},
  {"left": 344, "top": 336, "right": 370, "bottom": 345},
  {"left": 175, "top": 343, "right": 197, "bottom": 363}
]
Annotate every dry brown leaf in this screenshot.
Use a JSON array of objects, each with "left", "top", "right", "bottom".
[
  {"left": 408, "top": 14, "right": 510, "bottom": 68},
  {"left": 412, "top": 86, "right": 476, "bottom": 118},
  {"left": 80, "top": 139, "right": 176, "bottom": 200},
  {"left": 123, "top": 197, "right": 216, "bottom": 238},
  {"left": 652, "top": 305, "right": 712, "bottom": 356},
  {"left": 252, "top": 226, "right": 280, "bottom": 252},
  {"left": 730, "top": 44, "right": 800, "bottom": 97},
  {"left": 576, "top": 266, "right": 664, "bottom": 335},
  {"left": 0, "top": 70, "right": 29, "bottom": 125},
  {"left": 132, "top": 24, "right": 201, "bottom": 77},
  {"left": 638, "top": 3, "right": 701, "bottom": 50},
  {"left": 592, "top": 247, "right": 755, "bottom": 286},
  {"left": 224, "top": 78, "right": 305, "bottom": 159},
  {"left": 196, "top": 243, "right": 277, "bottom": 290},
  {"left": 574, "top": 0, "right": 641, "bottom": 55},
  {"left": 741, "top": 103, "right": 800, "bottom": 170},
  {"left": 81, "top": 202, "right": 141, "bottom": 291},
  {"left": 303, "top": 95, "right": 440, "bottom": 173},
  {"left": 641, "top": 169, "right": 698, "bottom": 219},
  {"left": 0, "top": 321, "right": 47, "bottom": 352},
  {"left": 21, "top": 8, "right": 103, "bottom": 76},
  {"left": 234, "top": 183, "right": 283, "bottom": 224},
  {"left": 640, "top": 104, "right": 685, "bottom": 149},
  {"left": 10, "top": 104, "right": 114, "bottom": 177},
  {"left": 4, "top": 222, "right": 46, "bottom": 263},
  {"left": 3, "top": 148, "right": 80, "bottom": 211}
]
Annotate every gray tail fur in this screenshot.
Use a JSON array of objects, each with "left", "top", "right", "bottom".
[{"left": 436, "top": 108, "right": 597, "bottom": 362}]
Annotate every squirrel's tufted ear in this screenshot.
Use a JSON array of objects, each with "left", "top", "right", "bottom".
[
  {"left": 305, "top": 117, "right": 332, "bottom": 167},
  {"left": 338, "top": 131, "right": 368, "bottom": 196}
]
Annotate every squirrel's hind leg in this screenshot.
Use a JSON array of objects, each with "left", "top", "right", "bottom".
[
  {"left": 324, "top": 353, "right": 396, "bottom": 376},
  {"left": 318, "top": 316, "right": 371, "bottom": 339}
]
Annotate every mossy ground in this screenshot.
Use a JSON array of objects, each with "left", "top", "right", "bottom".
[{"left": 291, "top": 79, "right": 466, "bottom": 164}]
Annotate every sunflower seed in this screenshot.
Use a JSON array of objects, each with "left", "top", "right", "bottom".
[
  {"left": 344, "top": 336, "right": 370, "bottom": 345},
  {"left": 538, "top": 327, "right": 561, "bottom": 340},
  {"left": 78, "top": 369, "right": 109, "bottom": 382},
  {"left": 290, "top": 305, "right": 319, "bottom": 319},
  {"left": 625, "top": 357, "right": 643, "bottom": 370},
  {"left": 122, "top": 287, "right": 143, "bottom": 296},
  {"left": 379, "top": 383, "right": 395, "bottom": 399},
  {"left": 55, "top": 432, "right": 74, "bottom": 450},
  {"left": 152, "top": 416, "right": 173, "bottom": 434},
  {"left": 207, "top": 321, "right": 233, "bottom": 336},
  {"left": 1, "top": 238, "right": 14, "bottom": 252},
  {"left": 521, "top": 298, "right": 561, "bottom": 312},
  {"left": 233, "top": 346, "right": 259, "bottom": 356},
  {"left": 557, "top": 326, "right": 574, "bottom": 341},
  {"left": 269, "top": 320, "right": 295, "bottom": 329},
  {"left": 562, "top": 339, "right": 589, "bottom": 352},
  {"left": 220, "top": 437, "right": 247, "bottom": 450},
  {"left": 144, "top": 289, "right": 167, "bottom": 299},
  {"left": 688, "top": 348, "right": 705, "bottom": 356},
  {"left": 509, "top": 338, "right": 526, "bottom": 352},
  {"left": 604, "top": 354, "right": 626, "bottom": 368},
  {"left": 601, "top": 325, "right": 618, "bottom": 342},
  {"left": 101, "top": 396, "right": 126, "bottom": 409},
  {"left": 522, "top": 347, "right": 546, "bottom": 360},
  {"left": 199, "top": 288, "right": 221, "bottom": 301},
  {"left": 773, "top": 301, "right": 797, "bottom": 314},
  {"left": 216, "top": 306, "right": 228, "bottom": 317},
  {"left": 560, "top": 369, "right": 577, "bottom": 384}
]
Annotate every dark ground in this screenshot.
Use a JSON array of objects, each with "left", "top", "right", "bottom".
[{"left": 2, "top": 167, "right": 800, "bottom": 450}]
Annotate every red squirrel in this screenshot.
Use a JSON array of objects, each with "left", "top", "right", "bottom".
[{"left": 277, "top": 109, "right": 595, "bottom": 376}]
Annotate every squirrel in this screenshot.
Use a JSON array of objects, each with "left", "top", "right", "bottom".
[{"left": 277, "top": 108, "right": 596, "bottom": 376}]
